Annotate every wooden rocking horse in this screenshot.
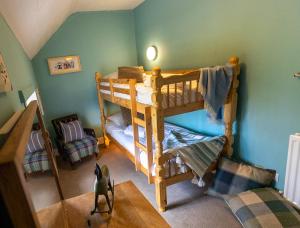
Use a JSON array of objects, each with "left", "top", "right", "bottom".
[{"left": 90, "top": 163, "right": 114, "bottom": 215}]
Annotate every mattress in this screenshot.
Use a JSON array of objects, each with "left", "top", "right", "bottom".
[
  {"left": 105, "top": 121, "right": 188, "bottom": 177},
  {"left": 100, "top": 77, "right": 200, "bottom": 107}
]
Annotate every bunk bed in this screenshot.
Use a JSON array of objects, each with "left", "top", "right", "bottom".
[{"left": 95, "top": 56, "right": 240, "bottom": 212}]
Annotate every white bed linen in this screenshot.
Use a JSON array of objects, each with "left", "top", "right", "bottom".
[
  {"left": 105, "top": 121, "right": 186, "bottom": 177},
  {"left": 105, "top": 120, "right": 151, "bottom": 171}
]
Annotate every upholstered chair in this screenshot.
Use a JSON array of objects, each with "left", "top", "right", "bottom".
[{"left": 52, "top": 114, "right": 98, "bottom": 166}]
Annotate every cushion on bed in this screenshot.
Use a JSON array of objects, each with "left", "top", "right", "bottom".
[
  {"left": 26, "top": 130, "right": 45, "bottom": 153},
  {"left": 208, "top": 158, "right": 276, "bottom": 197},
  {"left": 23, "top": 150, "right": 50, "bottom": 173},
  {"left": 63, "top": 135, "right": 98, "bottom": 163},
  {"left": 224, "top": 188, "right": 300, "bottom": 228},
  {"left": 107, "top": 112, "right": 126, "bottom": 128},
  {"left": 124, "top": 125, "right": 145, "bottom": 138},
  {"left": 60, "top": 120, "right": 85, "bottom": 143}
]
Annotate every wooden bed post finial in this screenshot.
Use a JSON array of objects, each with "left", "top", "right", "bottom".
[
  {"left": 229, "top": 56, "right": 239, "bottom": 65},
  {"left": 95, "top": 72, "right": 102, "bottom": 83},
  {"left": 152, "top": 67, "right": 161, "bottom": 77}
]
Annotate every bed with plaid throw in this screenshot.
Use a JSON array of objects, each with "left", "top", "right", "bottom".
[
  {"left": 141, "top": 122, "right": 226, "bottom": 178},
  {"left": 23, "top": 150, "right": 50, "bottom": 173},
  {"left": 224, "top": 188, "right": 300, "bottom": 228}
]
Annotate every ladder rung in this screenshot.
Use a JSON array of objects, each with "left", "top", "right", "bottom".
[
  {"left": 135, "top": 142, "right": 147, "bottom": 152},
  {"left": 134, "top": 117, "right": 146, "bottom": 127}
]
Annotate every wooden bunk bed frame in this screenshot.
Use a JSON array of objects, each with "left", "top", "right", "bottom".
[{"left": 95, "top": 56, "right": 240, "bottom": 212}]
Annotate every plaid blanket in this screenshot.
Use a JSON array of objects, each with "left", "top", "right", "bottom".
[
  {"left": 64, "top": 135, "right": 98, "bottom": 163},
  {"left": 142, "top": 123, "right": 226, "bottom": 178},
  {"left": 23, "top": 150, "right": 50, "bottom": 173},
  {"left": 224, "top": 188, "right": 300, "bottom": 228}
]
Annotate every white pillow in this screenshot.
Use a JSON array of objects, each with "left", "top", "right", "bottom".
[
  {"left": 124, "top": 125, "right": 145, "bottom": 139},
  {"left": 107, "top": 112, "right": 125, "bottom": 127}
]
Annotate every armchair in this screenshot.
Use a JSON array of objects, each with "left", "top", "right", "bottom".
[{"left": 52, "top": 114, "right": 98, "bottom": 166}]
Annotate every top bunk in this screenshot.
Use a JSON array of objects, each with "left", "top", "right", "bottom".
[{"left": 95, "top": 56, "right": 240, "bottom": 117}]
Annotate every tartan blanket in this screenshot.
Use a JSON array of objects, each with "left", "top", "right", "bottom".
[
  {"left": 64, "top": 135, "right": 98, "bottom": 163},
  {"left": 142, "top": 123, "right": 226, "bottom": 178},
  {"left": 224, "top": 188, "right": 300, "bottom": 228},
  {"left": 23, "top": 150, "right": 50, "bottom": 173}
]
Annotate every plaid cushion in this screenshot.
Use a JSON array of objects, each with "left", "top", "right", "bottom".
[
  {"left": 64, "top": 135, "right": 98, "bottom": 163},
  {"left": 208, "top": 158, "right": 275, "bottom": 197},
  {"left": 26, "top": 130, "right": 45, "bottom": 153},
  {"left": 23, "top": 150, "right": 50, "bottom": 173},
  {"left": 60, "top": 120, "right": 85, "bottom": 143},
  {"left": 224, "top": 188, "right": 300, "bottom": 228}
]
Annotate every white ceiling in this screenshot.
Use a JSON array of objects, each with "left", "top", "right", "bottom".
[{"left": 0, "top": 0, "right": 144, "bottom": 59}]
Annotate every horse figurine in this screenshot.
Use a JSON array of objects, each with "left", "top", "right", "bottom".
[{"left": 90, "top": 163, "right": 114, "bottom": 215}]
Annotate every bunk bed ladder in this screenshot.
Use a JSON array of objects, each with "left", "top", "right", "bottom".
[{"left": 129, "top": 80, "right": 153, "bottom": 184}]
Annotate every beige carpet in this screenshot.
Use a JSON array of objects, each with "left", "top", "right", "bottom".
[{"left": 27, "top": 143, "right": 241, "bottom": 228}]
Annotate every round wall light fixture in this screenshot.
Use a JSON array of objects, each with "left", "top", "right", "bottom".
[{"left": 146, "top": 45, "right": 158, "bottom": 61}]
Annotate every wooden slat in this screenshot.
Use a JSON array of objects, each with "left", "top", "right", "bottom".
[
  {"left": 163, "top": 101, "right": 204, "bottom": 117},
  {"left": 167, "top": 84, "right": 170, "bottom": 108},
  {"left": 161, "top": 71, "right": 200, "bottom": 85},
  {"left": 174, "top": 83, "right": 177, "bottom": 106},
  {"left": 165, "top": 171, "right": 194, "bottom": 186},
  {"left": 134, "top": 117, "right": 146, "bottom": 127},
  {"left": 113, "top": 87, "right": 130, "bottom": 95},
  {"left": 145, "top": 106, "right": 153, "bottom": 184},
  {"left": 189, "top": 80, "right": 192, "bottom": 103},
  {"left": 182, "top": 81, "right": 185, "bottom": 104},
  {"left": 136, "top": 141, "right": 147, "bottom": 152},
  {"left": 99, "top": 85, "right": 110, "bottom": 91}
]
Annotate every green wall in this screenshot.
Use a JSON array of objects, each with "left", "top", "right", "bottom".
[
  {"left": 0, "top": 14, "right": 37, "bottom": 145},
  {"left": 32, "top": 11, "right": 137, "bottom": 136},
  {"left": 134, "top": 0, "right": 300, "bottom": 189}
]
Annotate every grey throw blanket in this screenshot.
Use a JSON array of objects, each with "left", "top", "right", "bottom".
[
  {"left": 200, "top": 65, "right": 234, "bottom": 120},
  {"left": 168, "top": 135, "right": 226, "bottom": 178}
]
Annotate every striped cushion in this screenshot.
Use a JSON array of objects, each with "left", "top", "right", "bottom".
[
  {"left": 224, "top": 188, "right": 300, "bottom": 228},
  {"left": 60, "top": 120, "right": 85, "bottom": 143},
  {"left": 208, "top": 158, "right": 275, "bottom": 197},
  {"left": 26, "top": 130, "right": 45, "bottom": 153}
]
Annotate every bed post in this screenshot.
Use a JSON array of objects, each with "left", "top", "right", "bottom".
[
  {"left": 95, "top": 72, "right": 108, "bottom": 146},
  {"left": 151, "top": 67, "right": 167, "bottom": 212},
  {"left": 223, "top": 57, "right": 240, "bottom": 157}
]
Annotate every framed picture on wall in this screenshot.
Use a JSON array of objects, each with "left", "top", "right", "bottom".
[
  {"left": 0, "top": 53, "right": 13, "bottom": 92},
  {"left": 48, "top": 55, "right": 81, "bottom": 75}
]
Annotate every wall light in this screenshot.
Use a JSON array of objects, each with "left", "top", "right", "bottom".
[{"left": 146, "top": 45, "right": 158, "bottom": 61}]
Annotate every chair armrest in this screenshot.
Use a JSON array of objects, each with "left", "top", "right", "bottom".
[{"left": 84, "top": 128, "right": 96, "bottom": 138}]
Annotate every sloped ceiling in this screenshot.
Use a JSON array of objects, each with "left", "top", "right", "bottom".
[{"left": 0, "top": 0, "right": 144, "bottom": 59}]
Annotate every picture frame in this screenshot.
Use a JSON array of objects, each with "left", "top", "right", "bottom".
[
  {"left": 48, "top": 55, "right": 82, "bottom": 75},
  {"left": 0, "top": 53, "right": 13, "bottom": 92}
]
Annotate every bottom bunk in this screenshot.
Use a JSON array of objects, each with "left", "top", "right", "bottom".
[{"left": 105, "top": 113, "right": 226, "bottom": 186}]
